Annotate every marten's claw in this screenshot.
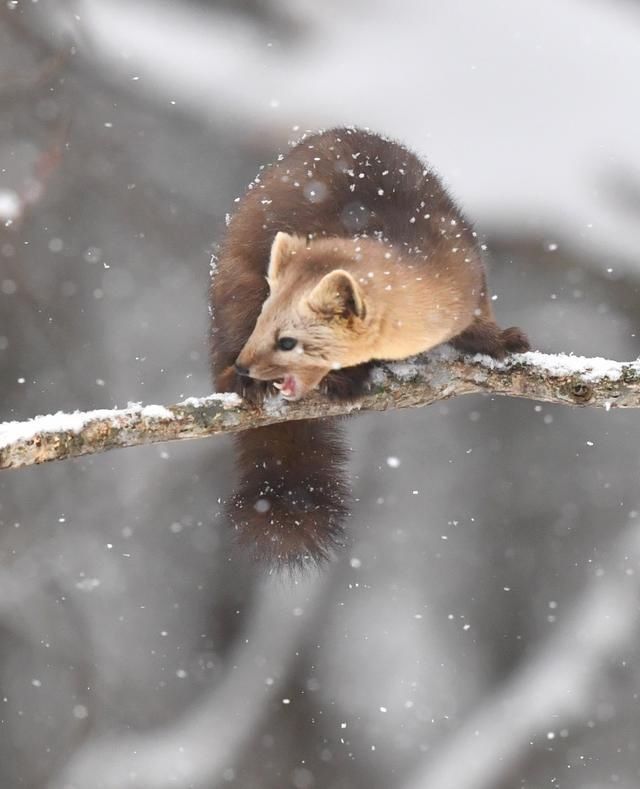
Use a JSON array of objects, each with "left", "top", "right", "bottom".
[{"left": 239, "top": 378, "right": 270, "bottom": 405}]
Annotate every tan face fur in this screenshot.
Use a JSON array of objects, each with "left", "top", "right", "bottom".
[{"left": 235, "top": 232, "right": 368, "bottom": 401}]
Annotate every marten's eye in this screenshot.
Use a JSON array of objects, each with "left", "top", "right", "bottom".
[{"left": 277, "top": 336, "right": 298, "bottom": 351}]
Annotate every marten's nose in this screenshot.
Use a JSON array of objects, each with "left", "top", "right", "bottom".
[{"left": 234, "top": 361, "right": 251, "bottom": 377}]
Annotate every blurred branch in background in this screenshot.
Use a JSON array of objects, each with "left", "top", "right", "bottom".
[
  {"left": 49, "top": 571, "right": 330, "bottom": 789},
  {"left": 2, "top": 350, "right": 640, "bottom": 470},
  {"left": 400, "top": 517, "right": 640, "bottom": 789},
  {"left": 0, "top": 118, "right": 70, "bottom": 232}
]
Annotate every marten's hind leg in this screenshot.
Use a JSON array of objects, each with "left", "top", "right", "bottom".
[
  {"left": 450, "top": 319, "right": 530, "bottom": 360},
  {"left": 322, "top": 362, "right": 373, "bottom": 401},
  {"left": 449, "top": 279, "right": 530, "bottom": 359}
]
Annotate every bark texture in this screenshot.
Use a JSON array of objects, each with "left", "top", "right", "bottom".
[{"left": 1, "top": 351, "right": 639, "bottom": 470}]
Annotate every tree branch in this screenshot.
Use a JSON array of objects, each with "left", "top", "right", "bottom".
[{"left": 2, "top": 350, "right": 639, "bottom": 471}]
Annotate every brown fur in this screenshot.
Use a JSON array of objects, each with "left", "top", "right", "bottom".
[{"left": 210, "top": 127, "right": 530, "bottom": 566}]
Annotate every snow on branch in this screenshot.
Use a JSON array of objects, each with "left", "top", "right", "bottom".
[{"left": 2, "top": 350, "right": 640, "bottom": 471}]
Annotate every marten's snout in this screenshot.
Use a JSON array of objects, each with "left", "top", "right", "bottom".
[{"left": 234, "top": 361, "right": 251, "bottom": 377}]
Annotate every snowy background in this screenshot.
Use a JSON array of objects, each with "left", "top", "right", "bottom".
[{"left": 1, "top": 1, "right": 640, "bottom": 787}]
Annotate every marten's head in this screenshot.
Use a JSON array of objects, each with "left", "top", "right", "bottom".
[{"left": 235, "top": 232, "right": 368, "bottom": 400}]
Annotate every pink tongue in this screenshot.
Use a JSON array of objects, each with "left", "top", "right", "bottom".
[{"left": 281, "top": 374, "right": 297, "bottom": 398}]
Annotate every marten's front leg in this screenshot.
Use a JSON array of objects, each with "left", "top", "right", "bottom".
[
  {"left": 211, "top": 264, "right": 273, "bottom": 404},
  {"left": 215, "top": 363, "right": 272, "bottom": 405}
]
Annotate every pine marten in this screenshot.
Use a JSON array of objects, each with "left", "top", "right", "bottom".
[{"left": 210, "top": 127, "right": 529, "bottom": 566}]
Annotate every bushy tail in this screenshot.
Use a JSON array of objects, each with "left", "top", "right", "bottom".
[{"left": 227, "top": 418, "right": 349, "bottom": 568}]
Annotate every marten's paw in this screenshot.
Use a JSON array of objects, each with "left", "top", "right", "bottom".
[
  {"left": 500, "top": 326, "right": 530, "bottom": 355},
  {"left": 228, "top": 484, "right": 347, "bottom": 569},
  {"left": 216, "top": 365, "right": 270, "bottom": 405},
  {"left": 322, "top": 363, "right": 372, "bottom": 401},
  {"left": 451, "top": 320, "right": 531, "bottom": 360}
]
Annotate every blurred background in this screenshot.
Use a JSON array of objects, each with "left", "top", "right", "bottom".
[{"left": 1, "top": 1, "right": 640, "bottom": 787}]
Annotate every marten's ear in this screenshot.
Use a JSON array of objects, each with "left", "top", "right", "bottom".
[
  {"left": 307, "top": 269, "right": 366, "bottom": 320},
  {"left": 267, "top": 232, "right": 303, "bottom": 284}
]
